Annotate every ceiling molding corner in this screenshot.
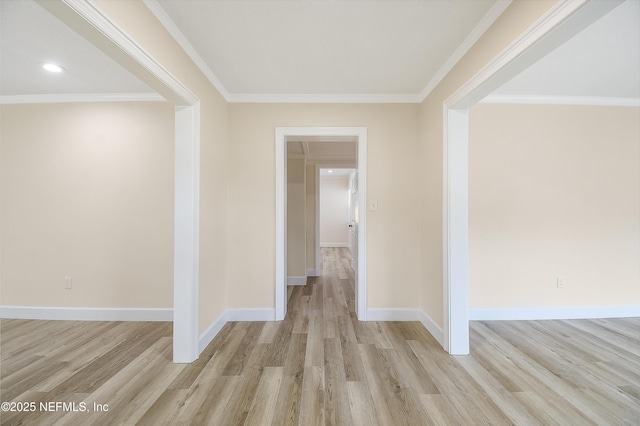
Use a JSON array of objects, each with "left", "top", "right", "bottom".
[
  {"left": 418, "top": 0, "right": 512, "bottom": 102},
  {"left": 143, "top": 0, "right": 230, "bottom": 101}
]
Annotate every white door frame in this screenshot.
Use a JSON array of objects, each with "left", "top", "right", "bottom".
[
  {"left": 276, "top": 127, "right": 367, "bottom": 321},
  {"left": 40, "top": 0, "right": 203, "bottom": 363},
  {"left": 442, "top": 0, "right": 623, "bottom": 354}
]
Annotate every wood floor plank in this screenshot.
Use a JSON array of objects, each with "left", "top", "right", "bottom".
[
  {"left": 323, "top": 337, "right": 351, "bottom": 426},
  {"left": 298, "top": 365, "right": 325, "bottom": 426},
  {"left": 304, "top": 310, "right": 324, "bottom": 368},
  {"left": 244, "top": 366, "right": 283, "bottom": 426},
  {"left": 454, "top": 354, "right": 542, "bottom": 425},
  {"left": 419, "top": 394, "right": 464, "bottom": 426},
  {"left": 189, "top": 375, "right": 243, "bottom": 425},
  {"left": 346, "top": 381, "right": 380, "bottom": 426},
  {"left": 512, "top": 391, "right": 598, "bottom": 426},
  {"left": 340, "top": 340, "right": 366, "bottom": 382},
  {"left": 214, "top": 373, "right": 262, "bottom": 425},
  {"left": 271, "top": 373, "right": 303, "bottom": 425},
  {"left": 2, "top": 248, "right": 638, "bottom": 425},
  {"left": 358, "top": 342, "right": 411, "bottom": 425}
]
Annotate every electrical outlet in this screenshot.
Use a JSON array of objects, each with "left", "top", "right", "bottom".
[
  {"left": 64, "top": 276, "right": 72, "bottom": 290},
  {"left": 556, "top": 276, "right": 565, "bottom": 288}
]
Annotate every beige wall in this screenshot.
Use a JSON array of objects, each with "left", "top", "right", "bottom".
[
  {"left": 228, "top": 103, "right": 421, "bottom": 310},
  {"left": 1, "top": 102, "right": 174, "bottom": 308},
  {"left": 469, "top": 103, "right": 640, "bottom": 308},
  {"left": 305, "top": 165, "right": 317, "bottom": 273},
  {"left": 320, "top": 176, "right": 350, "bottom": 246},
  {"left": 287, "top": 158, "right": 306, "bottom": 277},
  {"left": 419, "top": 0, "right": 558, "bottom": 327}
]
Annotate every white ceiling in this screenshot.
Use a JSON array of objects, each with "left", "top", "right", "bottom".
[
  {"left": 0, "top": 0, "right": 153, "bottom": 96},
  {"left": 493, "top": 0, "right": 640, "bottom": 100},
  {"left": 0, "top": 0, "right": 638, "bottom": 102},
  {"left": 152, "top": 0, "right": 498, "bottom": 97},
  {"left": 288, "top": 141, "right": 356, "bottom": 163}
]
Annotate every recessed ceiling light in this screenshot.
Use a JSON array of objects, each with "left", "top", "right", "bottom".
[
  {"left": 328, "top": 170, "right": 333, "bottom": 173},
  {"left": 41, "top": 63, "right": 64, "bottom": 73}
]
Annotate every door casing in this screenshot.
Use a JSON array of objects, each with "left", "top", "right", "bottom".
[{"left": 276, "top": 127, "right": 367, "bottom": 321}]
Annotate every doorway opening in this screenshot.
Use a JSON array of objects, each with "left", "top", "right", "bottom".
[
  {"left": 318, "top": 167, "right": 358, "bottom": 274},
  {"left": 276, "top": 127, "right": 367, "bottom": 321},
  {"left": 442, "top": 1, "right": 624, "bottom": 354},
  {"left": 40, "top": 0, "right": 202, "bottom": 363}
]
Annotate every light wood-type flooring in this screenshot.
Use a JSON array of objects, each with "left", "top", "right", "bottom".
[{"left": 1, "top": 247, "right": 639, "bottom": 425}]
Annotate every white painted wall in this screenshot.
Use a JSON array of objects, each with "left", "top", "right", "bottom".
[
  {"left": 320, "top": 175, "right": 350, "bottom": 247},
  {"left": 1, "top": 102, "right": 174, "bottom": 309},
  {"left": 469, "top": 103, "right": 640, "bottom": 309}
]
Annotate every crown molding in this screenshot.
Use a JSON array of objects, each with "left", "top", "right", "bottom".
[
  {"left": 0, "top": 93, "right": 166, "bottom": 104},
  {"left": 444, "top": 0, "right": 626, "bottom": 109},
  {"left": 143, "top": 0, "right": 423, "bottom": 104},
  {"left": 418, "top": 0, "right": 512, "bottom": 102},
  {"left": 228, "top": 93, "right": 421, "bottom": 104},
  {"left": 143, "top": 0, "right": 230, "bottom": 101},
  {"left": 481, "top": 94, "right": 640, "bottom": 107}
]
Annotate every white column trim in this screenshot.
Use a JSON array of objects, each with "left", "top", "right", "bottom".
[
  {"left": 356, "top": 130, "right": 368, "bottom": 321},
  {"left": 315, "top": 165, "right": 322, "bottom": 277},
  {"left": 442, "top": 108, "right": 470, "bottom": 355},
  {"left": 275, "top": 128, "right": 287, "bottom": 320},
  {"left": 173, "top": 105, "right": 200, "bottom": 363}
]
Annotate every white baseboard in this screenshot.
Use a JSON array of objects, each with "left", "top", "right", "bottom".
[
  {"left": 307, "top": 269, "right": 320, "bottom": 277},
  {"left": 418, "top": 310, "right": 444, "bottom": 348},
  {"left": 0, "top": 305, "right": 173, "bottom": 321},
  {"left": 320, "top": 243, "right": 350, "bottom": 248},
  {"left": 469, "top": 305, "right": 640, "bottom": 321},
  {"left": 199, "top": 311, "right": 228, "bottom": 353},
  {"left": 366, "top": 308, "right": 421, "bottom": 321},
  {"left": 287, "top": 276, "right": 307, "bottom": 285},
  {"left": 226, "top": 308, "right": 276, "bottom": 322}
]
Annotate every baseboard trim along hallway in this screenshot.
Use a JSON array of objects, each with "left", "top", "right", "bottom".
[
  {"left": 470, "top": 305, "right": 640, "bottom": 321},
  {"left": 0, "top": 305, "right": 172, "bottom": 321}
]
